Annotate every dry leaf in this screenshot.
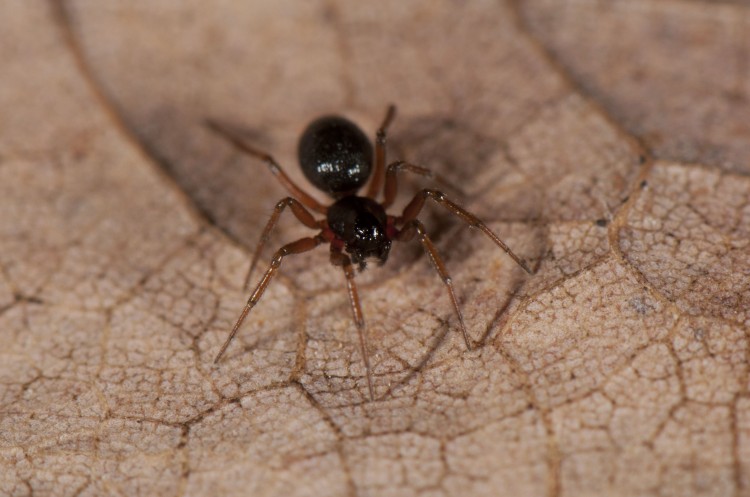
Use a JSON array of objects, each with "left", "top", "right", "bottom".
[{"left": 1, "top": 2, "right": 748, "bottom": 496}]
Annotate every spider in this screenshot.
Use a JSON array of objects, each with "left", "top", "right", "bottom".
[{"left": 208, "top": 105, "right": 532, "bottom": 400}]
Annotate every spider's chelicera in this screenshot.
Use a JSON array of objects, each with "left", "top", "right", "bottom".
[{"left": 208, "top": 106, "right": 532, "bottom": 400}]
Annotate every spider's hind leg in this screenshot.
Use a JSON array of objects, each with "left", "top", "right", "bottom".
[
  {"left": 366, "top": 104, "right": 397, "bottom": 200},
  {"left": 205, "top": 120, "right": 327, "bottom": 213}
]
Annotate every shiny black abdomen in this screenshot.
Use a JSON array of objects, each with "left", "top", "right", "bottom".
[
  {"left": 298, "top": 116, "right": 373, "bottom": 197},
  {"left": 327, "top": 196, "right": 391, "bottom": 267}
]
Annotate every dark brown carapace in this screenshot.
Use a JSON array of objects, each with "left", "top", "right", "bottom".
[{"left": 208, "top": 106, "right": 532, "bottom": 401}]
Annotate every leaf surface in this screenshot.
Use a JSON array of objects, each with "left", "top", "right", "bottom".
[{"left": 1, "top": 2, "right": 748, "bottom": 496}]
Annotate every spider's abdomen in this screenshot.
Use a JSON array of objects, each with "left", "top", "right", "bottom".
[
  {"left": 298, "top": 116, "right": 373, "bottom": 197},
  {"left": 327, "top": 196, "right": 391, "bottom": 267}
]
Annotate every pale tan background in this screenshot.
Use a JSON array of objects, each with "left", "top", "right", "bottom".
[{"left": 1, "top": 1, "right": 749, "bottom": 496}]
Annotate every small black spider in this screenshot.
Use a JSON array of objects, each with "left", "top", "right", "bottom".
[{"left": 208, "top": 105, "right": 532, "bottom": 400}]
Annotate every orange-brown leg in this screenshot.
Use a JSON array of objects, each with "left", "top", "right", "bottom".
[
  {"left": 243, "top": 197, "right": 324, "bottom": 289},
  {"left": 396, "top": 220, "right": 472, "bottom": 349},
  {"left": 205, "top": 120, "right": 327, "bottom": 213},
  {"left": 214, "top": 235, "right": 324, "bottom": 364},
  {"left": 400, "top": 189, "right": 532, "bottom": 274},
  {"left": 366, "top": 105, "right": 397, "bottom": 200},
  {"left": 331, "top": 250, "right": 375, "bottom": 401},
  {"left": 381, "top": 161, "right": 439, "bottom": 209}
]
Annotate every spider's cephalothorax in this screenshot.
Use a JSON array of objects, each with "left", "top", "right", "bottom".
[
  {"left": 327, "top": 195, "right": 391, "bottom": 270},
  {"left": 208, "top": 105, "right": 533, "bottom": 401}
]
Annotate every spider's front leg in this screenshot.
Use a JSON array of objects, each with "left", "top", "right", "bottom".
[
  {"left": 244, "top": 197, "right": 325, "bottom": 289},
  {"left": 214, "top": 235, "right": 325, "bottom": 364},
  {"left": 331, "top": 249, "right": 375, "bottom": 401}
]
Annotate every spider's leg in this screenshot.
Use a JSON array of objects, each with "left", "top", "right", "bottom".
[
  {"left": 400, "top": 189, "right": 532, "bottom": 274},
  {"left": 331, "top": 249, "right": 375, "bottom": 401},
  {"left": 366, "top": 104, "right": 397, "bottom": 199},
  {"left": 396, "top": 220, "right": 471, "bottom": 349},
  {"left": 244, "top": 197, "right": 325, "bottom": 289},
  {"left": 214, "top": 235, "right": 325, "bottom": 364},
  {"left": 381, "top": 161, "right": 458, "bottom": 209},
  {"left": 205, "top": 120, "right": 327, "bottom": 213}
]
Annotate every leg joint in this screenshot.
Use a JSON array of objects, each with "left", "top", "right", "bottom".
[
  {"left": 266, "top": 158, "right": 280, "bottom": 173},
  {"left": 270, "top": 253, "right": 284, "bottom": 267},
  {"left": 330, "top": 250, "right": 350, "bottom": 268},
  {"left": 275, "top": 197, "right": 295, "bottom": 209},
  {"left": 422, "top": 189, "right": 445, "bottom": 201},
  {"left": 400, "top": 219, "right": 427, "bottom": 239},
  {"left": 385, "top": 160, "right": 406, "bottom": 172}
]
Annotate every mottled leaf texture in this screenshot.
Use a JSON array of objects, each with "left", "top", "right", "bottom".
[{"left": 1, "top": 2, "right": 748, "bottom": 497}]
